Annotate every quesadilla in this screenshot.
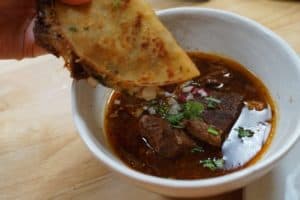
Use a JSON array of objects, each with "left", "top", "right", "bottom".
[{"left": 34, "top": 0, "right": 199, "bottom": 91}]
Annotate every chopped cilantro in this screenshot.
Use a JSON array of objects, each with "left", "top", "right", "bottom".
[
  {"left": 152, "top": 100, "right": 204, "bottom": 127},
  {"left": 207, "top": 126, "right": 220, "bottom": 136},
  {"left": 205, "top": 96, "right": 221, "bottom": 104},
  {"left": 183, "top": 101, "right": 204, "bottom": 119},
  {"left": 166, "top": 113, "right": 184, "bottom": 128},
  {"left": 155, "top": 102, "right": 169, "bottom": 117},
  {"left": 205, "top": 96, "right": 221, "bottom": 109},
  {"left": 191, "top": 146, "right": 204, "bottom": 153},
  {"left": 236, "top": 127, "right": 255, "bottom": 138},
  {"left": 68, "top": 26, "right": 78, "bottom": 32},
  {"left": 207, "top": 101, "right": 217, "bottom": 109},
  {"left": 200, "top": 158, "right": 224, "bottom": 171},
  {"left": 214, "top": 159, "right": 225, "bottom": 169}
]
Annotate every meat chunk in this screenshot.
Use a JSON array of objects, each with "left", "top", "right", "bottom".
[
  {"left": 184, "top": 92, "right": 244, "bottom": 147},
  {"left": 203, "top": 111, "right": 235, "bottom": 133},
  {"left": 203, "top": 92, "right": 244, "bottom": 132},
  {"left": 185, "top": 120, "right": 222, "bottom": 147},
  {"left": 139, "top": 115, "right": 196, "bottom": 158}
]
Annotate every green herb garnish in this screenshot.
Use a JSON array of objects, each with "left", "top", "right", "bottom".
[
  {"left": 183, "top": 101, "right": 204, "bottom": 119},
  {"left": 207, "top": 126, "right": 220, "bottom": 136},
  {"left": 156, "top": 102, "right": 169, "bottom": 117},
  {"left": 213, "top": 158, "right": 225, "bottom": 169},
  {"left": 68, "top": 26, "right": 78, "bottom": 32},
  {"left": 236, "top": 127, "right": 255, "bottom": 138},
  {"left": 191, "top": 146, "right": 204, "bottom": 153},
  {"left": 152, "top": 100, "right": 204, "bottom": 128},
  {"left": 205, "top": 96, "right": 221, "bottom": 109},
  {"left": 200, "top": 158, "right": 224, "bottom": 171},
  {"left": 166, "top": 113, "right": 184, "bottom": 128}
]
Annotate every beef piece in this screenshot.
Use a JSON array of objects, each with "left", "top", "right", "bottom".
[
  {"left": 203, "top": 92, "right": 244, "bottom": 132},
  {"left": 203, "top": 111, "right": 235, "bottom": 133},
  {"left": 184, "top": 92, "right": 244, "bottom": 147},
  {"left": 139, "top": 115, "right": 196, "bottom": 158},
  {"left": 184, "top": 120, "right": 222, "bottom": 147}
]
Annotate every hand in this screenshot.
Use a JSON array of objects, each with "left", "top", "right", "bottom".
[{"left": 0, "top": 0, "right": 91, "bottom": 60}]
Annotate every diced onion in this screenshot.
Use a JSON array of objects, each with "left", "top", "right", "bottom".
[
  {"left": 186, "top": 93, "right": 194, "bottom": 100},
  {"left": 182, "top": 86, "right": 194, "bottom": 93},
  {"left": 148, "top": 107, "right": 156, "bottom": 115},
  {"left": 180, "top": 80, "right": 192, "bottom": 88},
  {"left": 168, "top": 103, "right": 181, "bottom": 115},
  {"left": 167, "top": 97, "right": 177, "bottom": 105},
  {"left": 198, "top": 88, "right": 208, "bottom": 97},
  {"left": 164, "top": 92, "right": 174, "bottom": 97},
  {"left": 178, "top": 93, "right": 187, "bottom": 102}
]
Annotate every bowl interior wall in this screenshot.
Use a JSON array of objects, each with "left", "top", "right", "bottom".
[{"left": 73, "top": 9, "right": 300, "bottom": 173}]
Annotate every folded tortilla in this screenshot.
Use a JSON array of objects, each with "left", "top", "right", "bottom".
[{"left": 35, "top": 0, "right": 199, "bottom": 90}]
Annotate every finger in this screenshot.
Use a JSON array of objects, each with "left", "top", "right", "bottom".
[{"left": 60, "top": 0, "right": 91, "bottom": 5}]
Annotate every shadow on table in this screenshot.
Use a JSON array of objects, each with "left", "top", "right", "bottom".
[
  {"left": 271, "top": 0, "right": 300, "bottom": 2},
  {"left": 171, "top": 0, "right": 210, "bottom": 2},
  {"left": 163, "top": 189, "right": 243, "bottom": 200}
]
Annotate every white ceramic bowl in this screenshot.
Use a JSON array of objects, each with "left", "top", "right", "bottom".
[{"left": 71, "top": 8, "right": 300, "bottom": 197}]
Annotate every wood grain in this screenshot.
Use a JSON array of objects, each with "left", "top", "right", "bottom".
[{"left": 0, "top": 1, "right": 299, "bottom": 199}]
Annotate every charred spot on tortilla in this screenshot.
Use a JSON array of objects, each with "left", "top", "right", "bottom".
[{"left": 34, "top": 0, "right": 199, "bottom": 94}]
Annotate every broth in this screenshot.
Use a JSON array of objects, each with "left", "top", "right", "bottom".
[{"left": 105, "top": 52, "right": 276, "bottom": 179}]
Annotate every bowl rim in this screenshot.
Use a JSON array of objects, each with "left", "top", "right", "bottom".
[{"left": 71, "top": 7, "right": 300, "bottom": 188}]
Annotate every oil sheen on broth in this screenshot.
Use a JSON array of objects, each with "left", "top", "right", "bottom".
[{"left": 105, "top": 52, "right": 276, "bottom": 179}]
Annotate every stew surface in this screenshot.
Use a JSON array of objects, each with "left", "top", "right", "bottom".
[{"left": 105, "top": 52, "right": 276, "bottom": 179}]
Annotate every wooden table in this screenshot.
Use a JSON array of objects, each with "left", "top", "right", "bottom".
[{"left": 0, "top": 1, "right": 299, "bottom": 199}]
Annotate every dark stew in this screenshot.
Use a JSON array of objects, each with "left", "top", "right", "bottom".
[{"left": 105, "top": 52, "right": 276, "bottom": 179}]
